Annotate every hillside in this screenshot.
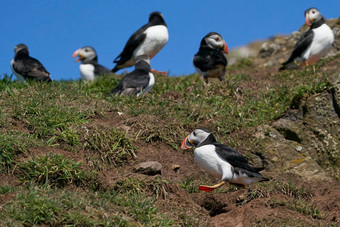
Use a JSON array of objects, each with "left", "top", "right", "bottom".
[{"left": 1, "top": 20, "right": 340, "bottom": 226}]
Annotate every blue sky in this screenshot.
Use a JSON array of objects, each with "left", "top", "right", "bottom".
[{"left": 0, "top": 0, "right": 339, "bottom": 80}]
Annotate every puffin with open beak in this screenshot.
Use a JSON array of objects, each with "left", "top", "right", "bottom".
[
  {"left": 181, "top": 128, "right": 268, "bottom": 192},
  {"left": 72, "top": 46, "right": 112, "bottom": 80},
  {"left": 279, "top": 8, "right": 334, "bottom": 71},
  {"left": 193, "top": 32, "right": 228, "bottom": 83}
]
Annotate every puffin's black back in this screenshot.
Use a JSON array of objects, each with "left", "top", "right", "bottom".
[
  {"left": 112, "top": 12, "right": 167, "bottom": 72},
  {"left": 12, "top": 46, "right": 51, "bottom": 82}
]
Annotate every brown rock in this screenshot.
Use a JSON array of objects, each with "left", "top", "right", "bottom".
[{"left": 134, "top": 161, "right": 162, "bottom": 176}]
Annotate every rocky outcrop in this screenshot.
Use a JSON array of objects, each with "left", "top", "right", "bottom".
[
  {"left": 229, "top": 17, "right": 340, "bottom": 67},
  {"left": 256, "top": 74, "right": 340, "bottom": 180},
  {"left": 258, "top": 17, "right": 340, "bottom": 67}
]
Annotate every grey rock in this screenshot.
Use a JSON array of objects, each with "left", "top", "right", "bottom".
[
  {"left": 258, "top": 75, "right": 340, "bottom": 180},
  {"left": 134, "top": 161, "right": 162, "bottom": 176},
  {"left": 256, "top": 125, "right": 331, "bottom": 181}
]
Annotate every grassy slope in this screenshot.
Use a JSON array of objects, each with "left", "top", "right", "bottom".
[{"left": 0, "top": 55, "right": 339, "bottom": 226}]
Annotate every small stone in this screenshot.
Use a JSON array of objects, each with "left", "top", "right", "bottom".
[
  {"left": 296, "top": 146, "right": 303, "bottom": 152},
  {"left": 269, "top": 132, "right": 277, "bottom": 138},
  {"left": 134, "top": 161, "right": 162, "bottom": 176},
  {"left": 237, "top": 194, "right": 246, "bottom": 202},
  {"left": 171, "top": 164, "right": 180, "bottom": 172}
]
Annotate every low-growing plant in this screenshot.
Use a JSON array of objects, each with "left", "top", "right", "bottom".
[
  {"left": 0, "top": 184, "right": 17, "bottom": 194},
  {"left": 18, "top": 153, "right": 96, "bottom": 188},
  {"left": 0, "top": 131, "right": 38, "bottom": 173},
  {"left": 288, "top": 199, "right": 327, "bottom": 220},
  {"left": 84, "top": 127, "right": 137, "bottom": 166},
  {"left": 6, "top": 189, "right": 60, "bottom": 225},
  {"left": 179, "top": 177, "right": 200, "bottom": 193}
]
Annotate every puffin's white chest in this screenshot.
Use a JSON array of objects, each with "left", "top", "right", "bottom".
[
  {"left": 303, "top": 24, "right": 334, "bottom": 61},
  {"left": 136, "top": 72, "right": 154, "bottom": 97},
  {"left": 194, "top": 145, "right": 232, "bottom": 179},
  {"left": 143, "top": 72, "right": 155, "bottom": 94},
  {"left": 79, "top": 64, "right": 95, "bottom": 81},
  {"left": 134, "top": 25, "right": 169, "bottom": 58},
  {"left": 10, "top": 59, "right": 25, "bottom": 81}
]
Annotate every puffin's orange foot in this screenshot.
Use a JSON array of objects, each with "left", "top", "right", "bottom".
[
  {"left": 198, "top": 185, "right": 215, "bottom": 192},
  {"left": 151, "top": 69, "right": 167, "bottom": 75},
  {"left": 198, "top": 181, "right": 226, "bottom": 192},
  {"left": 304, "top": 61, "right": 310, "bottom": 67}
]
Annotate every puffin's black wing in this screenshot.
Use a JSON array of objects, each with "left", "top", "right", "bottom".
[
  {"left": 112, "top": 24, "right": 148, "bottom": 68},
  {"left": 13, "top": 57, "right": 51, "bottom": 81},
  {"left": 193, "top": 49, "right": 227, "bottom": 71},
  {"left": 93, "top": 63, "right": 113, "bottom": 76},
  {"left": 279, "top": 29, "right": 314, "bottom": 70},
  {"left": 111, "top": 70, "right": 149, "bottom": 95},
  {"left": 214, "top": 143, "right": 259, "bottom": 173}
]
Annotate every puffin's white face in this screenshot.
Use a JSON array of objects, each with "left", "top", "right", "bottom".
[
  {"left": 205, "top": 34, "right": 229, "bottom": 54},
  {"left": 305, "top": 8, "right": 322, "bottom": 26},
  {"left": 181, "top": 128, "right": 211, "bottom": 149},
  {"left": 72, "top": 46, "right": 97, "bottom": 62}
]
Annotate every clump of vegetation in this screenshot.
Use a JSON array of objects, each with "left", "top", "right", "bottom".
[
  {"left": 269, "top": 198, "right": 327, "bottom": 220},
  {"left": 0, "top": 131, "right": 38, "bottom": 173},
  {"left": 1, "top": 187, "right": 128, "bottom": 226},
  {"left": 84, "top": 127, "right": 137, "bottom": 166},
  {"left": 18, "top": 153, "right": 96, "bottom": 188}
]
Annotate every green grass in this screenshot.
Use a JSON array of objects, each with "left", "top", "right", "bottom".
[
  {"left": 179, "top": 177, "right": 200, "bottom": 193},
  {"left": 83, "top": 127, "right": 137, "bottom": 166},
  {"left": 0, "top": 184, "right": 17, "bottom": 194},
  {"left": 269, "top": 198, "right": 327, "bottom": 220},
  {"left": 18, "top": 153, "right": 97, "bottom": 188},
  {"left": 0, "top": 182, "right": 181, "bottom": 226},
  {"left": 0, "top": 131, "right": 38, "bottom": 173}
]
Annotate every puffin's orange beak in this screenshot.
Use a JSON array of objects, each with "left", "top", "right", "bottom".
[
  {"left": 181, "top": 136, "right": 193, "bottom": 149},
  {"left": 223, "top": 41, "right": 229, "bottom": 54},
  {"left": 72, "top": 49, "right": 82, "bottom": 62},
  {"left": 305, "top": 14, "right": 311, "bottom": 26}
]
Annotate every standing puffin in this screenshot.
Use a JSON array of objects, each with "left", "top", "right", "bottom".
[
  {"left": 279, "top": 8, "right": 334, "bottom": 71},
  {"left": 11, "top": 44, "right": 52, "bottom": 82},
  {"left": 111, "top": 55, "right": 154, "bottom": 96},
  {"left": 112, "top": 11, "right": 168, "bottom": 73},
  {"left": 193, "top": 32, "right": 229, "bottom": 83},
  {"left": 72, "top": 46, "right": 112, "bottom": 80},
  {"left": 181, "top": 128, "right": 268, "bottom": 192}
]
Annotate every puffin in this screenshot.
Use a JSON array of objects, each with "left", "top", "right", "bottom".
[
  {"left": 72, "top": 46, "right": 112, "bottom": 80},
  {"left": 111, "top": 55, "right": 154, "bottom": 96},
  {"left": 181, "top": 128, "right": 268, "bottom": 192},
  {"left": 112, "top": 11, "right": 168, "bottom": 73},
  {"left": 10, "top": 44, "right": 52, "bottom": 82},
  {"left": 279, "top": 8, "right": 334, "bottom": 71},
  {"left": 193, "top": 32, "right": 229, "bottom": 83}
]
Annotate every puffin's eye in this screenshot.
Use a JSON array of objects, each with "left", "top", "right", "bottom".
[
  {"left": 193, "top": 131, "right": 197, "bottom": 136},
  {"left": 85, "top": 49, "right": 89, "bottom": 52},
  {"left": 312, "top": 11, "right": 315, "bottom": 14}
]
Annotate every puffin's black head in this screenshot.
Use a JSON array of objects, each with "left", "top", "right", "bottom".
[
  {"left": 181, "top": 128, "right": 216, "bottom": 149},
  {"left": 149, "top": 11, "right": 166, "bottom": 26},
  {"left": 14, "top": 43, "right": 29, "bottom": 55},
  {"left": 72, "top": 46, "right": 98, "bottom": 63},
  {"left": 304, "top": 7, "right": 323, "bottom": 26},
  {"left": 199, "top": 32, "right": 228, "bottom": 54},
  {"left": 135, "top": 55, "right": 151, "bottom": 72}
]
